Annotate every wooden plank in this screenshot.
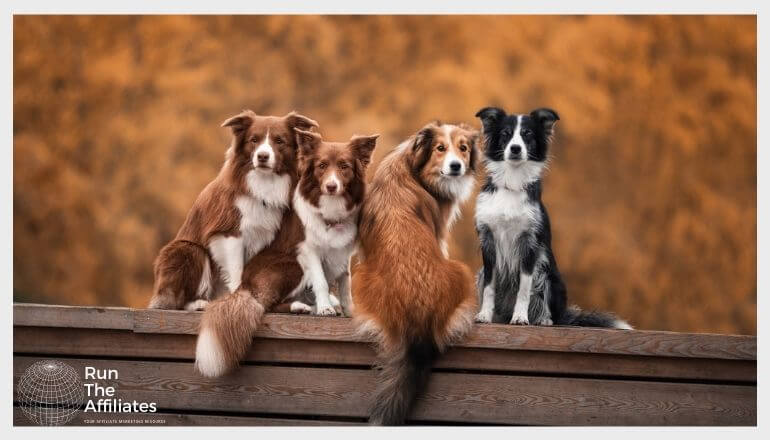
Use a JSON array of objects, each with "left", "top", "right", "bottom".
[
  {"left": 13, "top": 303, "right": 133, "bottom": 330},
  {"left": 14, "top": 304, "right": 758, "bottom": 361},
  {"left": 13, "top": 408, "right": 360, "bottom": 426},
  {"left": 13, "top": 327, "right": 757, "bottom": 383},
  {"left": 131, "top": 307, "right": 756, "bottom": 360},
  {"left": 13, "top": 357, "right": 756, "bottom": 425}
]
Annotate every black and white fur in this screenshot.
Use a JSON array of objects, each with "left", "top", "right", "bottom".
[{"left": 474, "top": 106, "right": 631, "bottom": 329}]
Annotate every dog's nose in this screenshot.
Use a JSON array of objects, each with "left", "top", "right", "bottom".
[
  {"left": 325, "top": 182, "right": 338, "bottom": 194},
  {"left": 257, "top": 152, "right": 270, "bottom": 163},
  {"left": 510, "top": 145, "right": 522, "bottom": 155},
  {"left": 449, "top": 161, "right": 462, "bottom": 173}
]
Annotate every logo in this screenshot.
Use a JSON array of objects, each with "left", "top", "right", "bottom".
[{"left": 17, "top": 360, "right": 85, "bottom": 426}]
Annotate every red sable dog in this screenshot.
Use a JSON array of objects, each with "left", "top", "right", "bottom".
[
  {"left": 352, "top": 122, "right": 480, "bottom": 425},
  {"left": 148, "top": 110, "right": 317, "bottom": 311}
]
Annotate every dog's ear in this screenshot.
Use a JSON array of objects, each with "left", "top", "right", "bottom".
[
  {"left": 222, "top": 110, "right": 257, "bottom": 137},
  {"left": 285, "top": 111, "right": 319, "bottom": 133},
  {"left": 468, "top": 129, "right": 481, "bottom": 172},
  {"left": 475, "top": 107, "right": 506, "bottom": 133},
  {"left": 350, "top": 134, "right": 379, "bottom": 169},
  {"left": 410, "top": 124, "right": 436, "bottom": 172},
  {"left": 530, "top": 108, "right": 560, "bottom": 140},
  {"left": 413, "top": 125, "right": 435, "bottom": 154},
  {"left": 294, "top": 128, "right": 322, "bottom": 156}
]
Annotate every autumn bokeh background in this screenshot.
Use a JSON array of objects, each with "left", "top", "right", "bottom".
[{"left": 13, "top": 15, "right": 756, "bottom": 334}]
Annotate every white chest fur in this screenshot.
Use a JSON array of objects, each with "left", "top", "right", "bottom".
[
  {"left": 294, "top": 191, "right": 358, "bottom": 281},
  {"left": 475, "top": 186, "right": 541, "bottom": 270},
  {"left": 237, "top": 170, "right": 291, "bottom": 258}
]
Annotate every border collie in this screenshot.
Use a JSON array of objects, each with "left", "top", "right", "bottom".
[
  {"left": 194, "top": 129, "right": 377, "bottom": 377},
  {"left": 290, "top": 129, "right": 378, "bottom": 316},
  {"left": 474, "top": 106, "right": 631, "bottom": 329},
  {"left": 352, "top": 122, "right": 480, "bottom": 425},
  {"left": 148, "top": 110, "right": 317, "bottom": 311}
]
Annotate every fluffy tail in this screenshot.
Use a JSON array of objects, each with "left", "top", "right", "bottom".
[
  {"left": 558, "top": 305, "right": 633, "bottom": 329},
  {"left": 369, "top": 339, "right": 439, "bottom": 425},
  {"left": 195, "top": 289, "right": 264, "bottom": 377}
]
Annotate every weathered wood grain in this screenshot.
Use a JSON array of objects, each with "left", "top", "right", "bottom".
[
  {"left": 14, "top": 303, "right": 133, "bottom": 330},
  {"left": 13, "top": 357, "right": 756, "bottom": 425},
  {"left": 13, "top": 327, "right": 757, "bottom": 383},
  {"left": 13, "top": 303, "right": 757, "bottom": 360},
  {"left": 13, "top": 408, "right": 360, "bottom": 426},
  {"left": 131, "top": 306, "right": 757, "bottom": 360}
]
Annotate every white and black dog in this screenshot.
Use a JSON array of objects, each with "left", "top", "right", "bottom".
[{"left": 474, "top": 106, "right": 631, "bottom": 329}]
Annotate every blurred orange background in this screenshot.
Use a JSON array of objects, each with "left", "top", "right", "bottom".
[{"left": 13, "top": 15, "right": 756, "bottom": 334}]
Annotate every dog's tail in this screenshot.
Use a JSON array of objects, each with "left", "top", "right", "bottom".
[
  {"left": 369, "top": 338, "right": 439, "bottom": 426},
  {"left": 558, "top": 305, "right": 632, "bottom": 329},
  {"left": 195, "top": 289, "right": 264, "bottom": 377}
]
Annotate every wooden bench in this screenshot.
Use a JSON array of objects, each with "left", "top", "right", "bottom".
[{"left": 13, "top": 303, "right": 756, "bottom": 426}]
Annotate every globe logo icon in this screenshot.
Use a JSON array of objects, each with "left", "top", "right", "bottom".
[{"left": 17, "top": 360, "right": 84, "bottom": 426}]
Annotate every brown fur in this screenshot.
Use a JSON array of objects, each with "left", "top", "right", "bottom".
[
  {"left": 351, "top": 122, "right": 480, "bottom": 425},
  {"left": 294, "top": 129, "right": 378, "bottom": 211},
  {"left": 150, "top": 110, "right": 317, "bottom": 310},
  {"left": 196, "top": 209, "right": 306, "bottom": 376}
]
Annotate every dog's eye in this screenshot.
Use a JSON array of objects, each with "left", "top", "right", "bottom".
[
  {"left": 250, "top": 136, "right": 258, "bottom": 143},
  {"left": 339, "top": 162, "right": 349, "bottom": 170},
  {"left": 436, "top": 144, "right": 446, "bottom": 152},
  {"left": 274, "top": 137, "right": 284, "bottom": 145},
  {"left": 521, "top": 129, "right": 533, "bottom": 138},
  {"left": 319, "top": 162, "right": 327, "bottom": 169},
  {"left": 459, "top": 144, "right": 468, "bottom": 152}
]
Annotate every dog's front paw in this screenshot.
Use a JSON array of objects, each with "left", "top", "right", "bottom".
[
  {"left": 510, "top": 314, "right": 530, "bottom": 325},
  {"left": 314, "top": 304, "right": 338, "bottom": 316},
  {"left": 536, "top": 317, "right": 553, "bottom": 326},
  {"left": 329, "top": 294, "right": 343, "bottom": 315},
  {"left": 289, "top": 301, "right": 314, "bottom": 314},
  {"left": 184, "top": 300, "right": 210, "bottom": 311},
  {"left": 475, "top": 310, "right": 493, "bottom": 323}
]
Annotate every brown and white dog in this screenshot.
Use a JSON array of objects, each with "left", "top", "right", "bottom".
[
  {"left": 148, "top": 110, "right": 318, "bottom": 311},
  {"left": 351, "top": 122, "right": 480, "bottom": 425},
  {"left": 194, "top": 129, "right": 377, "bottom": 377},
  {"left": 288, "top": 129, "right": 378, "bottom": 316}
]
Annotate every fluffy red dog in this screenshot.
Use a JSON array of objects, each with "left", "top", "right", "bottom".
[{"left": 352, "top": 121, "right": 480, "bottom": 425}]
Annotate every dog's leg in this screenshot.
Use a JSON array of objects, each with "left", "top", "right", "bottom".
[
  {"left": 208, "top": 235, "right": 244, "bottom": 294},
  {"left": 336, "top": 271, "right": 353, "bottom": 317},
  {"left": 511, "top": 235, "right": 537, "bottom": 325},
  {"left": 298, "top": 246, "right": 336, "bottom": 316},
  {"left": 475, "top": 225, "right": 497, "bottom": 323}
]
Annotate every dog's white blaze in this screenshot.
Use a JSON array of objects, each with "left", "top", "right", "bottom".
[
  {"left": 505, "top": 115, "right": 527, "bottom": 161},
  {"left": 208, "top": 235, "right": 244, "bottom": 293},
  {"left": 442, "top": 150, "right": 465, "bottom": 176},
  {"left": 324, "top": 171, "right": 342, "bottom": 194},
  {"left": 253, "top": 129, "right": 275, "bottom": 169},
  {"left": 195, "top": 327, "right": 227, "bottom": 378}
]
